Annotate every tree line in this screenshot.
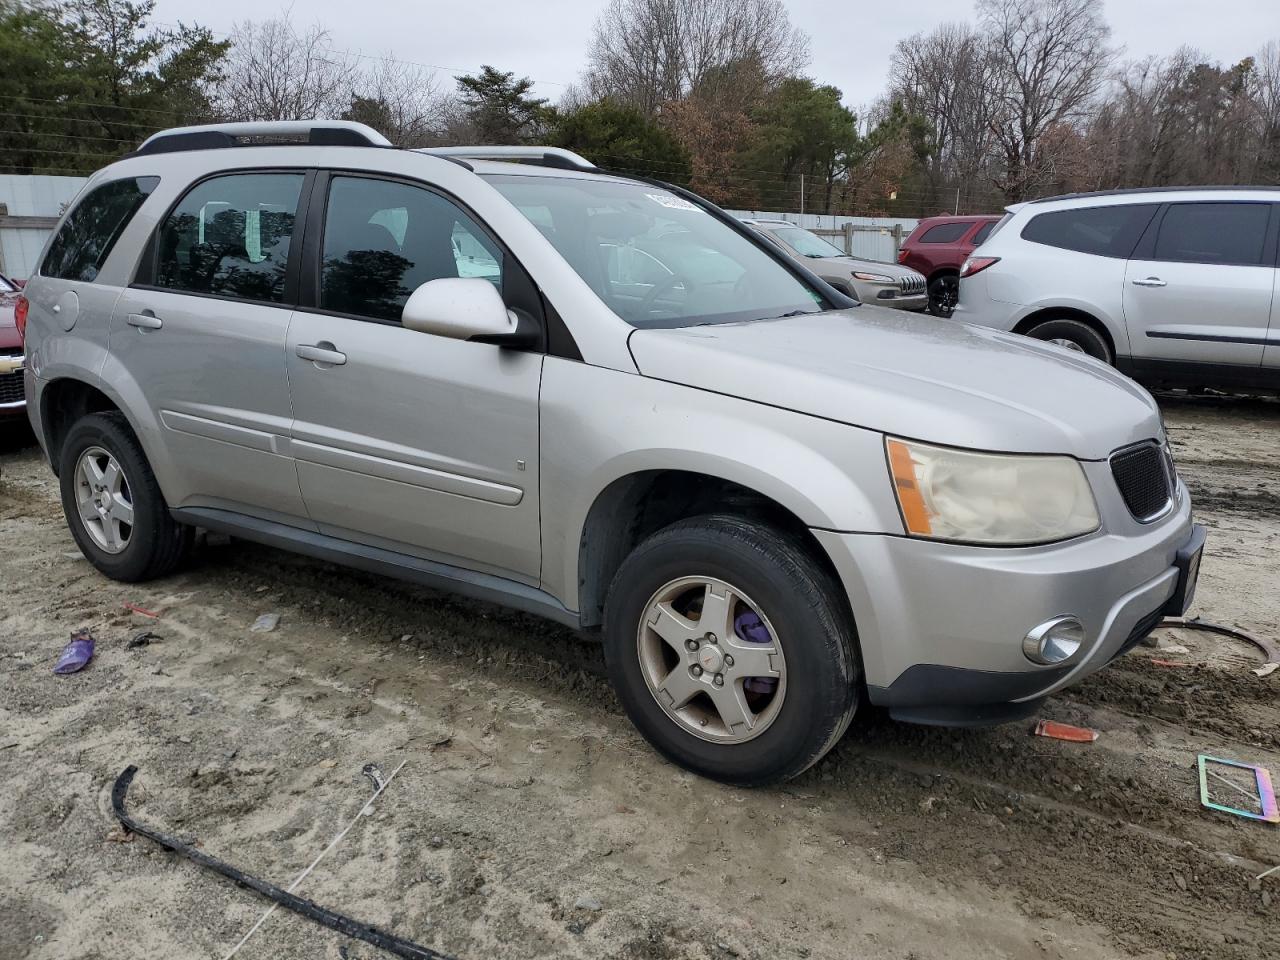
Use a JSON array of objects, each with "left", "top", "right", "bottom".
[{"left": 1, "top": 0, "right": 1277, "bottom": 218}]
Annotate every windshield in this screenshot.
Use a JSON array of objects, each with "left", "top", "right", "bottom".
[
  {"left": 770, "top": 225, "right": 846, "bottom": 258},
  {"left": 483, "top": 174, "right": 826, "bottom": 329}
]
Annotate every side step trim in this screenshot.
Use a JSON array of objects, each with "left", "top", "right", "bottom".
[{"left": 173, "top": 506, "right": 581, "bottom": 629}]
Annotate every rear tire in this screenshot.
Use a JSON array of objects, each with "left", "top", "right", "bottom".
[
  {"left": 59, "top": 412, "right": 191, "bottom": 582},
  {"left": 603, "top": 515, "right": 860, "bottom": 786},
  {"left": 928, "top": 274, "right": 958, "bottom": 317},
  {"left": 1024, "top": 317, "right": 1114, "bottom": 364}
]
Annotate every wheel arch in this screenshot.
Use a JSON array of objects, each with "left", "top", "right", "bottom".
[
  {"left": 574, "top": 469, "right": 851, "bottom": 630},
  {"left": 40, "top": 378, "right": 128, "bottom": 476},
  {"left": 1012, "top": 306, "right": 1119, "bottom": 360}
]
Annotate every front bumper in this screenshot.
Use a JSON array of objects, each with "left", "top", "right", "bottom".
[
  {"left": 812, "top": 484, "right": 1198, "bottom": 726},
  {"left": 871, "top": 291, "right": 929, "bottom": 311},
  {"left": 0, "top": 352, "right": 26, "bottom": 416}
]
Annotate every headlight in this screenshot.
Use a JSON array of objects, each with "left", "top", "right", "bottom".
[
  {"left": 852, "top": 271, "right": 895, "bottom": 283},
  {"left": 886, "top": 438, "right": 1100, "bottom": 545}
]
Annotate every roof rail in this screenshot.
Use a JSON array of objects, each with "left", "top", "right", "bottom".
[
  {"left": 1030, "top": 184, "right": 1280, "bottom": 204},
  {"left": 418, "top": 146, "right": 596, "bottom": 172},
  {"left": 134, "top": 121, "right": 392, "bottom": 156}
]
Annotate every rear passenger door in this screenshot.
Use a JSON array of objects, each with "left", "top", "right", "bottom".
[
  {"left": 285, "top": 173, "right": 543, "bottom": 583},
  {"left": 1123, "top": 201, "right": 1277, "bottom": 368},
  {"left": 112, "top": 170, "right": 312, "bottom": 523}
]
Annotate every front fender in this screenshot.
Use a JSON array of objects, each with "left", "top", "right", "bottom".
[{"left": 538, "top": 359, "right": 904, "bottom": 610}]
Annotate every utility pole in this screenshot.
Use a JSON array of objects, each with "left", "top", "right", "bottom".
[
  {"left": 800, "top": 174, "right": 805, "bottom": 216},
  {"left": 954, "top": 187, "right": 960, "bottom": 215}
]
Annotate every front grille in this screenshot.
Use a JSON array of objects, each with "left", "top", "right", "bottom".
[
  {"left": 898, "top": 274, "right": 925, "bottom": 295},
  {"left": 1110, "top": 442, "right": 1172, "bottom": 521}
]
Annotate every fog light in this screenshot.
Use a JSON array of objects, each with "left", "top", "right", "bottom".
[{"left": 1023, "top": 616, "right": 1085, "bottom": 665}]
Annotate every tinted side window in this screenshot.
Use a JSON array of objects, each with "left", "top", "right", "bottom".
[
  {"left": 1021, "top": 204, "right": 1158, "bottom": 258},
  {"left": 321, "top": 176, "right": 502, "bottom": 323},
  {"left": 1152, "top": 202, "right": 1271, "bottom": 266},
  {"left": 971, "top": 221, "right": 996, "bottom": 245},
  {"left": 42, "top": 176, "right": 159, "bottom": 282},
  {"left": 919, "top": 222, "right": 969, "bottom": 243},
  {"left": 156, "top": 173, "right": 304, "bottom": 303}
]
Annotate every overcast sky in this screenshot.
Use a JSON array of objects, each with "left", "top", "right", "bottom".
[{"left": 153, "top": 0, "right": 1280, "bottom": 114}]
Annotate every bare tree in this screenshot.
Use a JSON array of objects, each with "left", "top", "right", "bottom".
[
  {"left": 978, "top": 0, "right": 1115, "bottom": 201},
  {"left": 344, "top": 56, "right": 446, "bottom": 146},
  {"left": 889, "top": 23, "right": 1001, "bottom": 207},
  {"left": 584, "top": 0, "right": 808, "bottom": 116},
  {"left": 216, "top": 15, "right": 359, "bottom": 122}
]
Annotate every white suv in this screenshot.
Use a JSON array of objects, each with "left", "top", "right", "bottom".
[{"left": 955, "top": 188, "right": 1280, "bottom": 391}]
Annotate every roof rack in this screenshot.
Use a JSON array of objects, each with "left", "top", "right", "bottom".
[
  {"left": 418, "top": 146, "right": 596, "bottom": 172},
  {"left": 134, "top": 121, "right": 392, "bottom": 156}
]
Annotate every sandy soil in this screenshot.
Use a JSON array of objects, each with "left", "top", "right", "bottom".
[{"left": 1, "top": 395, "right": 1277, "bottom": 960}]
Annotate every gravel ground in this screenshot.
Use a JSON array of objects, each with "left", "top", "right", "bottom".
[{"left": 1, "top": 394, "right": 1277, "bottom": 960}]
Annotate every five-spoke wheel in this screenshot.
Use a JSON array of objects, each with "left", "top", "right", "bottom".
[
  {"left": 604, "top": 514, "right": 860, "bottom": 786},
  {"left": 637, "top": 576, "right": 786, "bottom": 743},
  {"left": 73, "top": 445, "right": 135, "bottom": 554}
]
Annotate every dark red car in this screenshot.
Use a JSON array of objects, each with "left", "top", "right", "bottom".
[
  {"left": 898, "top": 215, "right": 1003, "bottom": 317},
  {"left": 1, "top": 271, "right": 27, "bottom": 420}
]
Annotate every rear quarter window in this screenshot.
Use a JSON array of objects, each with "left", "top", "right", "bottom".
[
  {"left": 41, "top": 176, "right": 159, "bottom": 282},
  {"left": 918, "top": 222, "right": 970, "bottom": 243},
  {"left": 1021, "top": 204, "right": 1158, "bottom": 258}
]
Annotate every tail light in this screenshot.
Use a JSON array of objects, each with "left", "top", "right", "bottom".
[
  {"left": 896, "top": 248, "right": 909, "bottom": 263},
  {"left": 14, "top": 295, "right": 29, "bottom": 343},
  {"left": 960, "top": 256, "right": 1000, "bottom": 278}
]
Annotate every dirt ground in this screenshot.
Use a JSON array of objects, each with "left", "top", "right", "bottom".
[{"left": 1, "top": 394, "right": 1277, "bottom": 960}]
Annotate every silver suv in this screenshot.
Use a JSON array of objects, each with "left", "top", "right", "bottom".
[
  {"left": 22, "top": 122, "right": 1204, "bottom": 785},
  {"left": 955, "top": 187, "right": 1280, "bottom": 391},
  {"left": 742, "top": 218, "right": 928, "bottom": 311}
]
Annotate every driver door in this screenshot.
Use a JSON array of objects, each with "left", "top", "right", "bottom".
[{"left": 286, "top": 173, "right": 544, "bottom": 582}]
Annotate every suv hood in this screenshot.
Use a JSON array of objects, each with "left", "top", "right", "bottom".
[
  {"left": 814, "top": 257, "right": 920, "bottom": 280},
  {"left": 627, "top": 307, "right": 1162, "bottom": 459}
]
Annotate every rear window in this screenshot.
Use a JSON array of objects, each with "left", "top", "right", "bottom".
[
  {"left": 1151, "top": 202, "right": 1271, "bottom": 266},
  {"left": 41, "top": 176, "right": 159, "bottom": 282},
  {"left": 1021, "top": 204, "right": 1158, "bottom": 258},
  {"left": 971, "top": 220, "right": 997, "bottom": 245},
  {"left": 918, "top": 222, "right": 969, "bottom": 243}
]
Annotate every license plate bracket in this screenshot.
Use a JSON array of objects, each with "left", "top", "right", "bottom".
[{"left": 1163, "top": 524, "right": 1206, "bottom": 617}]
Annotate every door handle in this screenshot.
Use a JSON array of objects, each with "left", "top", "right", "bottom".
[
  {"left": 126, "top": 313, "right": 163, "bottom": 329},
  {"left": 1130, "top": 277, "right": 1167, "bottom": 288},
  {"left": 296, "top": 343, "right": 347, "bottom": 366}
]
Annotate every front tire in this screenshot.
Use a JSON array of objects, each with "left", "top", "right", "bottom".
[
  {"left": 1024, "top": 316, "right": 1114, "bottom": 364},
  {"left": 59, "top": 412, "right": 191, "bottom": 582},
  {"left": 603, "top": 515, "right": 859, "bottom": 786}
]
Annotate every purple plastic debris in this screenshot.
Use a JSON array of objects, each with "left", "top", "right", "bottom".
[
  {"left": 735, "top": 611, "right": 778, "bottom": 696},
  {"left": 54, "top": 628, "right": 95, "bottom": 675}
]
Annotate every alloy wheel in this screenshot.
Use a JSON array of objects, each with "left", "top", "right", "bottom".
[
  {"left": 636, "top": 576, "right": 787, "bottom": 744},
  {"left": 74, "top": 445, "right": 134, "bottom": 554}
]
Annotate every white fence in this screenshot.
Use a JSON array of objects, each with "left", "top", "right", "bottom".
[
  {"left": 729, "top": 210, "right": 919, "bottom": 263},
  {"left": 0, "top": 174, "right": 86, "bottom": 278}
]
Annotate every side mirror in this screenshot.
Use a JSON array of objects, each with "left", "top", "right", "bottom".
[{"left": 401, "top": 277, "right": 520, "bottom": 342}]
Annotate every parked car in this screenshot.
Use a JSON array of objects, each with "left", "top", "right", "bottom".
[
  {"left": 954, "top": 188, "right": 1280, "bottom": 392},
  {"left": 898, "top": 215, "right": 1004, "bottom": 316},
  {"left": 0, "top": 271, "right": 27, "bottom": 419},
  {"left": 23, "top": 123, "right": 1203, "bottom": 786},
  {"left": 742, "top": 218, "right": 928, "bottom": 310}
]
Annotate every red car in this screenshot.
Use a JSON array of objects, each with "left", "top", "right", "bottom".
[
  {"left": 1, "top": 271, "right": 27, "bottom": 420},
  {"left": 898, "top": 215, "right": 1003, "bottom": 317}
]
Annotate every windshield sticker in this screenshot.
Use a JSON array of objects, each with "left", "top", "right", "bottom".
[{"left": 646, "top": 193, "right": 702, "bottom": 212}]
